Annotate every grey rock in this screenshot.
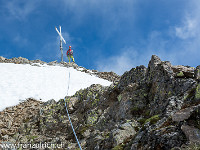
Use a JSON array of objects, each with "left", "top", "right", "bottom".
[
  {"left": 149, "top": 55, "right": 162, "bottom": 68},
  {"left": 96, "top": 71, "right": 120, "bottom": 82},
  {"left": 195, "top": 65, "right": 200, "bottom": 81},
  {"left": 112, "top": 122, "right": 136, "bottom": 146},
  {"left": 0, "top": 56, "right": 6, "bottom": 62},
  {"left": 131, "top": 131, "right": 145, "bottom": 150},
  {"left": 82, "top": 129, "right": 91, "bottom": 138},
  {"left": 48, "top": 60, "right": 59, "bottom": 66},
  {"left": 43, "top": 99, "right": 56, "bottom": 106},
  {"left": 166, "top": 96, "right": 183, "bottom": 116},
  {"left": 172, "top": 65, "right": 195, "bottom": 78},
  {"left": 66, "top": 97, "right": 79, "bottom": 113},
  {"left": 181, "top": 125, "right": 200, "bottom": 144},
  {"left": 172, "top": 106, "right": 196, "bottom": 122},
  {"left": 118, "top": 65, "right": 146, "bottom": 90}
]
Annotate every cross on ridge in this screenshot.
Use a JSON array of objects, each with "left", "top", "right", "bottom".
[{"left": 55, "top": 26, "right": 66, "bottom": 62}]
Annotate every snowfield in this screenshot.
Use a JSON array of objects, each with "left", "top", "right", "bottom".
[{"left": 0, "top": 63, "right": 112, "bottom": 111}]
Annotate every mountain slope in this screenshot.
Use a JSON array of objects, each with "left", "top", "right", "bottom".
[{"left": 1, "top": 55, "right": 200, "bottom": 150}]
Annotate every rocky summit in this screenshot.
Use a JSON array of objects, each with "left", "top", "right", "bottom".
[{"left": 1, "top": 55, "right": 200, "bottom": 150}]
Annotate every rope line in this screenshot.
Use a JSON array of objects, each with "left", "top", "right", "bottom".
[{"left": 64, "top": 71, "right": 82, "bottom": 150}]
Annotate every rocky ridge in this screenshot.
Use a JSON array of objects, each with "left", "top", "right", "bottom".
[
  {"left": 0, "top": 56, "right": 120, "bottom": 82},
  {"left": 0, "top": 55, "right": 200, "bottom": 149}
]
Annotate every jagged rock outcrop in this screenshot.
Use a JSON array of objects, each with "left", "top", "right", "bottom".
[{"left": 1, "top": 55, "right": 200, "bottom": 150}]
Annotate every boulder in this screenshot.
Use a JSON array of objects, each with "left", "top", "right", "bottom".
[
  {"left": 66, "top": 97, "right": 79, "bottom": 113},
  {"left": 0, "top": 56, "right": 6, "bottom": 62},
  {"left": 181, "top": 125, "right": 200, "bottom": 144},
  {"left": 172, "top": 65, "right": 195, "bottom": 78},
  {"left": 112, "top": 122, "right": 136, "bottom": 146},
  {"left": 172, "top": 106, "right": 195, "bottom": 122}
]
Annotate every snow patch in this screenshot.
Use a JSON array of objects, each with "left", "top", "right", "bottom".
[{"left": 0, "top": 63, "right": 112, "bottom": 111}]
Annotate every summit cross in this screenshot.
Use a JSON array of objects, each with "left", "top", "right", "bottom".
[{"left": 55, "top": 26, "right": 66, "bottom": 62}]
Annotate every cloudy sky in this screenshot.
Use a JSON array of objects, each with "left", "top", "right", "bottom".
[{"left": 0, "top": 0, "right": 200, "bottom": 75}]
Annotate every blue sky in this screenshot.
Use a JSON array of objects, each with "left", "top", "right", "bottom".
[{"left": 0, "top": 0, "right": 200, "bottom": 75}]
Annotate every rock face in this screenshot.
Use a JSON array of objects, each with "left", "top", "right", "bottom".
[
  {"left": 1, "top": 55, "right": 200, "bottom": 150},
  {"left": 0, "top": 99, "right": 42, "bottom": 142}
]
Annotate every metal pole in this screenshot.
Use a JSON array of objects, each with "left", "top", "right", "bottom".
[
  {"left": 60, "top": 26, "right": 63, "bottom": 62},
  {"left": 60, "top": 39, "right": 63, "bottom": 62}
]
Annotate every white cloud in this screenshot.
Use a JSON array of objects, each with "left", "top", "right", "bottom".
[
  {"left": 174, "top": 0, "right": 200, "bottom": 40},
  {"left": 100, "top": 1, "right": 200, "bottom": 74},
  {"left": 59, "top": 0, "right": 136, "bottom": 39},
  {"left": 96, "top": 29, "right": 184, "bottom": 75},
  {"left": 96, "top": 47, "right": 182, "bottom": 75},
  {"left": 96, "top": 47, "right": 146, "bottom": 75},
  {"left": 175, "top": 16, "right": 198, "bottom": 39},
  {"left": 169, "top": 1, "right": 200, "bottom": 66},
  {"left": 5, "top": 0, "right": 37, "bottom": 20}
]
